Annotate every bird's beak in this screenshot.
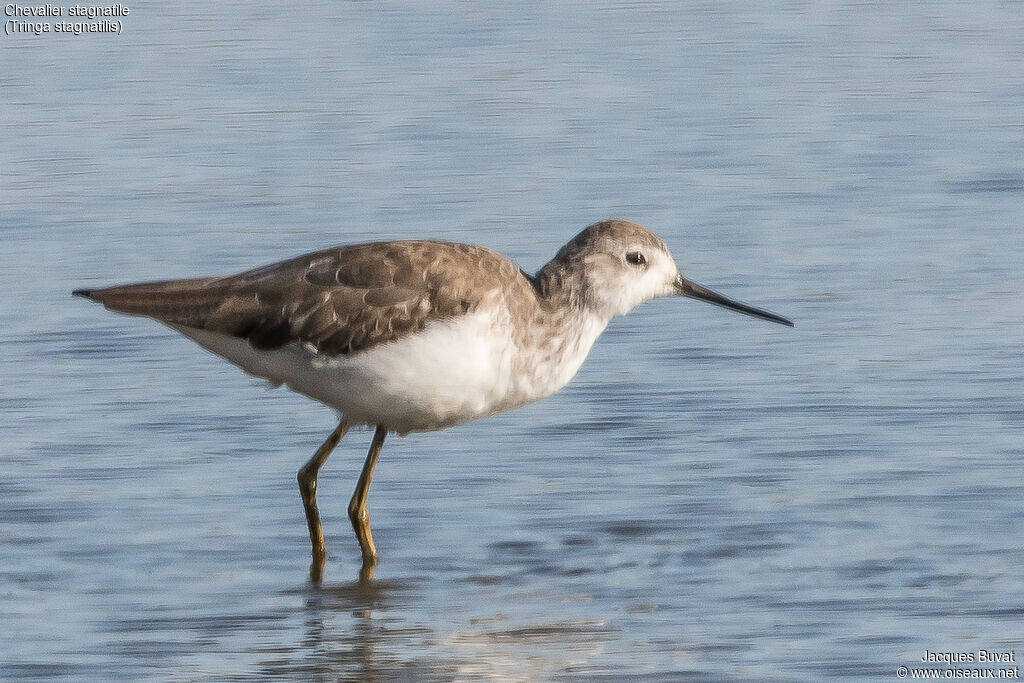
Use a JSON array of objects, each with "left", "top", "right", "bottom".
[{"left": 674, "top": 275, "right": 794, "bottom": 327}]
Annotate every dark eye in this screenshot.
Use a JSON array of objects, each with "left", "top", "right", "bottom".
[{"left": 625, "top": 251, "right": 647, "bottom": 267}]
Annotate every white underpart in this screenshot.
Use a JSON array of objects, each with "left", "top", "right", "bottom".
[{"left": 167, "top": 305, "right": 608, "bottom": 435}]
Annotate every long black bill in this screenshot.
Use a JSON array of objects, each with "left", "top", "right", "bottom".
[{"left": 674, "top": 275, "right": 794, "bottom": 327}]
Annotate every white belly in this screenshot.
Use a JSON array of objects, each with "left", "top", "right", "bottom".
[{"left": 167, "top": 308, "right": 600, "bottom": 434}]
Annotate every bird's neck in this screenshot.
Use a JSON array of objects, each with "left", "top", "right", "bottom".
[
  {"left": 500, "top": 264, "right": 611, "bottom": 405},
  {"left": 532, "top": 258, "right": 597, "bottom": 319}
]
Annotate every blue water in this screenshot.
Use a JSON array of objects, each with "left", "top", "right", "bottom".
[{"left": 3, "top": 2, "right": 1023, "bottom": 680}]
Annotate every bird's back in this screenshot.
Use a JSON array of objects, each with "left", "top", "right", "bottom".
[{"left": 74, "top": 239, "right": 533, "bottom": 356}]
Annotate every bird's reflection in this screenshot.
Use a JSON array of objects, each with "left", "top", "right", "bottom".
[
  {"left": 295, "top": 576, "right": 423, "bottom": 680},
  {"left": 269, "top": 571, "right": 614, "bottom": 680}
]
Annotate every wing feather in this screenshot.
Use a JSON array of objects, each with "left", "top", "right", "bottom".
[{"left": 75, "top": 240, "right": 530, "bottom": 356}]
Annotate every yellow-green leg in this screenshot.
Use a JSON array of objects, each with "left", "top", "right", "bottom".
[
  {"left": 349, "top": 425, "right": 387, "bottom": 583},
  {"left": 297, "top": 420, "right": 349, "bottom": 583}
]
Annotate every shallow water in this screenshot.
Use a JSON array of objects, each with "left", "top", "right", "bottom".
[{"left": 3, "top": 2, "right": 1023, "bottom": 680}]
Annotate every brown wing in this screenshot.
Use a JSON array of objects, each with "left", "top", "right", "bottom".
[{"left": 74, "top": 240, "right": 527, "bottom": 356}]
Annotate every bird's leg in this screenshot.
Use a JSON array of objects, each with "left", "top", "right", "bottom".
[
  {"left": 297, "top": 420, "right": 349, "bottom": 583},
  {"left": 349, "top": 425, "right": 387, "bottom": 582}
]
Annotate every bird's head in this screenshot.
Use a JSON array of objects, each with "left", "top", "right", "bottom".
[{"left": 543, "top": 219, "right": 793, "bottom": 327}]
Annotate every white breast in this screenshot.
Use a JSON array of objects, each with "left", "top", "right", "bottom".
[{"left": 167, "top": 306, "right": 606, "bottom": 435}]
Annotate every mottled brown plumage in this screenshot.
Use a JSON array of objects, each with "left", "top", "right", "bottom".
[{"left": 75, "top": 239, "right": 530, "bottom": 356}]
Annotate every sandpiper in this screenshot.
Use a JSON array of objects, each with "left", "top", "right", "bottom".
[{"left": 74, "top": 219, "right": 792, "bottom": 582}]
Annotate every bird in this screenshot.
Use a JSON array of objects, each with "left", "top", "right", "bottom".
[{"left": 74, "top": 219, "right": 793, "bottom": 582}]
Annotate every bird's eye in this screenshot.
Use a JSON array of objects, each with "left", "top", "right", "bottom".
[{"left": 625, "top": 251, "right": 647, "bottom": 267}]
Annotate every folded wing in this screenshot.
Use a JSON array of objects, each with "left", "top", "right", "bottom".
[{"left": 74, "top": 241, "right": 525, "bottom": 356}]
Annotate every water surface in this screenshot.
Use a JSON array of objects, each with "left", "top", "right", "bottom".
[{"left": 3, "top": 2, "right": 1023, "bottom": 680}]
